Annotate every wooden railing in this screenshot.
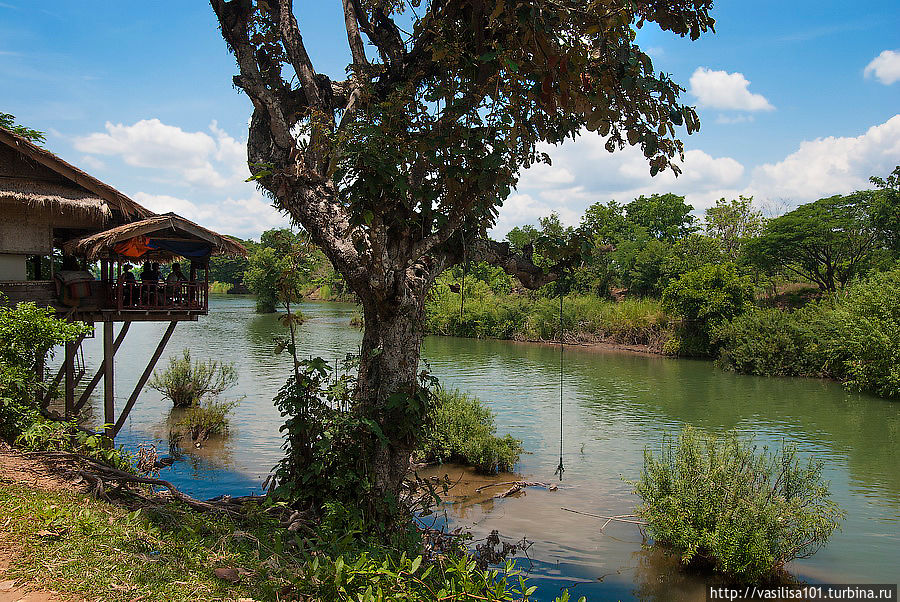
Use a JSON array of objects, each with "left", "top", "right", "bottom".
[{"left": 111, "top": 281, "right": 208, "bottom": 312}]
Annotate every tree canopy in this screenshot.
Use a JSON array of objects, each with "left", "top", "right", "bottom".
[
  {"left": 744, "top": 192, "right": 882, "bottom": 291},
  {"left": 211, "top": 0, "right": 715, "bottom": 515}
]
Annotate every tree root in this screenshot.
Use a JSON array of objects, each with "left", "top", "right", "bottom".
[{"left": 23, "top": 450, "right": 241, "bottom": 516}]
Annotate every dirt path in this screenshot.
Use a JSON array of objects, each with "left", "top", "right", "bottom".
[{"left": 0, "top": 443, "right": 80, "bottom": 602}]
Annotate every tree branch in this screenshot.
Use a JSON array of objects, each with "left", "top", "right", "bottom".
[
  {"left": 275, "top": 0, "right": 324, "bottom": 111},
  {"left": 341, "top": 0, "right": 369, "bottom": 69}
]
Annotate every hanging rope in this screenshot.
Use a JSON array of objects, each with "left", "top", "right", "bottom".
[
  {"left": 554, "top": 289, "right": 565, "bottom": 481},
  {"left": 459, "top": 238, "right": 467, "bottom": 322}
]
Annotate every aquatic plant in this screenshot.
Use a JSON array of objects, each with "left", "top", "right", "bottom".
[
  {"left": 172, "top": 398, "right": 239, "bottom": 445},
  {"left": 631, "top": 426, "right": 844, "bottom": 583},
  {"left": 149, "top": 349, "right": 238, "bottom": 408},
  {"left": 420, "top": 388, "right": 522, "bottom": 474}
]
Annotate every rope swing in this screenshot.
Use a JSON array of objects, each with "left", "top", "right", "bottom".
[{"left": 554, "top": 288, "right": 565, "bottom": 481}]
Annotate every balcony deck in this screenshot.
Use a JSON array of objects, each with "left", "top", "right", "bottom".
[{"left": 0, "top": 280, "right": 208, "bottom": 322}]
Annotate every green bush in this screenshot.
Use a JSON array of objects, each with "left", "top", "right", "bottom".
[
  {"left": 714, "top": 305, "right": 842, "bottom": 378},
  {"left": 149, "top": 349, "right": 238, "bottom": 408},
  {"left": 0, "top": 298, "right": 91, "bottom": 440},
  {"left": 420, "top": 389, "right": 522, "bottom": 474},
  {"left": 714, "top": 268, "right": 900, "bottom": 399},
  {"left": 632, "top": 426, "right": 844, "bottom": 583},
  {"left": 832, "top": 268, "right": 900, "bottom": 398},
  {"left": 661, "top": 263, "right": 753, "bottom": 356},
  {"left": 173, "top": 398, "right": 239, "bottom": 443},
  {"left": 16, "top": 419, "right": 134, "bottom": 472}
]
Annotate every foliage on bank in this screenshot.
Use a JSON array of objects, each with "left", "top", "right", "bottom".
[
  {"left": 716, "top": 267, "right": 900, "bottom": 399},
  {"left": 0, "top": 297, "right": 92, "bottom": 440},
  {"left": 427, "top": 278, "right": 673, "bottom": 349},
  {"left": 0, "top": 480, "right": 574, "bottom": 602},
  {"left": 631, "top": 426, "right": 844, "bottom": 583}
]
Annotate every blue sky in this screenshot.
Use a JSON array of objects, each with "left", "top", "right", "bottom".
[{"left": 2, "top": 1, "right": 898, "bottom": 239}]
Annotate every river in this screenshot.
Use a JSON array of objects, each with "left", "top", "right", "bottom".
[{"left": 58, "top": 295, "right": 899, "bottom": 601}]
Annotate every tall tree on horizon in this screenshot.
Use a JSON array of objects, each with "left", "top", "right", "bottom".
[{"left": 210, "top": 0, "right": 715, "bottom": 514}]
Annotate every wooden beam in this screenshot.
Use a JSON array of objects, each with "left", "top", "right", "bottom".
[
  {"left": 41, "top": 363, "right": 65, "bottom": 409},
  {"left": 111, "top": 321, "right": 177, "bottom": 437},
  {"left": 103, "top": 321, "right": 115, "bottom": 438},
  {"left": 74, "top": 322, "right": 130, "bottom": 413}
]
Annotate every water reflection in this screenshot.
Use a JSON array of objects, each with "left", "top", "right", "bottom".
[{"left": 56, "top": 295, "right": 900, "bottom": 601}]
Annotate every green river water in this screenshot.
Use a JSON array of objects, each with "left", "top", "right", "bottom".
[{"left": 60, "top": 295, "right": 899, "bottom": 600}]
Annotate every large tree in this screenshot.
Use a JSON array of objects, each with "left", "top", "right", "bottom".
[
  {"left": 744, "top": 192, "right": 882, "bottom": 292},
  {"left": 210, "top": 0, "right": 714, "bottom": 508}
]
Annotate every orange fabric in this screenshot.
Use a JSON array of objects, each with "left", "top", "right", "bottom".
[{"left": 113, "top": 236, "right": 153, "bottom": 258}]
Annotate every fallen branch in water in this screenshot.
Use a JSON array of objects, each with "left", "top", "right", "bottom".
[
  {"left": 560, "top": 507, "right": 647, "bottom": 527},
  {"left": 475, "top": 481, "right": 558, "bottom": 498}
]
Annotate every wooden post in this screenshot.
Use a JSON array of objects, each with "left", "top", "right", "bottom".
[
  {"left": 112, "top": 321, "right": 177, "bottom": 437},
  {"left": 103, "top": 321, "right": 115, "bottom": 438},
  {"left": 64, "top": 340, "right": 76, "bottom": 419},
  {"left": 75, "top": 322, "right": 130, "bottom": 412},
  {"left": 34, "top": 350, "right": 45, "bottom": 406}
]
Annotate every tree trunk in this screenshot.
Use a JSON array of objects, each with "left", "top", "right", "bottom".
[{"left": 355, "top": 285, "right": 428, "bottom": 502}]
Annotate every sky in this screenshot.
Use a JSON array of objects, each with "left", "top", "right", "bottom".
[{"left": 1, "top": 1, "right": 898, "bottom": 240}]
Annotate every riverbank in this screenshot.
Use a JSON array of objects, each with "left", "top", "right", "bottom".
[{"left": 0, "top": 442, "right": 555, "bottom": 602}]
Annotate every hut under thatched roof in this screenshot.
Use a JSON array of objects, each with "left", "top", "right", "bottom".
[
  {"left": 1, "top": 125, "right": 154, "bottom": 281},
  {"left": 0, "top": 126, "right": 150, "bottom": 222},
  {"left": 63, "top": 213, "right": 248, "bottom": 261}
]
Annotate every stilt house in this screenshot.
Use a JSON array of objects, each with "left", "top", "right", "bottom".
[{"left": 0, "top": 126, "right": 247, "bottom": 438}]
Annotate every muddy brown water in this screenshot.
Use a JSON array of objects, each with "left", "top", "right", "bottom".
[{"left": 57, "top": 295, "right": 899, "bottom": 601}]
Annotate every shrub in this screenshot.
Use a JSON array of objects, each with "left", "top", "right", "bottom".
[
  {"left": 16, "top": 419, "right": 134, "bottom": 472},
  {"left": 832, "top": 268, "right": 900, "bottom": 398},
  {"left": 149, "top": 349, "right": 238, "bottom": 408},
  {"left": 426, "top": 286, "right": 673, "bottom": 349},
  {"left": 631, "top": 426, "right": 844, "bottom": 583},
  {"left": 173, "top": 398, "right": 239, "bottom": 444},
  {"left": 0, "top": 298, "right": 92, "bottom": 440},
  {"left": 661, "top": 263, "right": 753, "bottom": 356},
  {"left": 713, "top": 304, "right": 842, "bottom": 378},
  {"left": 420, "top": 389, "right": 522, "bottom": 474}
]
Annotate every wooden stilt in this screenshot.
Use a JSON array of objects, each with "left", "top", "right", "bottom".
[
  {"left": 75, "top": 322, "right": 130, "bottom": 412},
  {"left": 34, "top": 351, "right": 45, "bottom": 407},
  {"left": 112, "top": 321, "right": 177, "bottom": 437},
  {"left": 103, "top": 321, "right": 115, "bottom": 438},
  {"left": 42, "top": 364, "right": 65, "bottom": 409},
  {"left": 64, "top": 340, "right": 76, "bottom": 420}
]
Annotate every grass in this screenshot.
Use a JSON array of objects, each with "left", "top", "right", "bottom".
[
  {"left": 0, "top": 480, "right": 563, "bottom": 601},
  {"left": 426, "top": 285, "right": 673, "bottom": 350},
  {"left": 0, "top": 482, "right": 286, "bottom": 601}
]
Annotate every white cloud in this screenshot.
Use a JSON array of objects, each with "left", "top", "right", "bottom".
[
  {"left": 74, "top": 119, "right": 249, "bottom": 189},
  {"left": 133, "top": 191, "right": 290, "bottom": 239},
  {"left": 490, "top": 133, "right": 745, "bottom": 236},
  {"left": 749, "top": 114, "right": 900, "bottom": 201},
  {"left": 864, "top": 50, "right": 900, "bottom": 85},
  {"left": 78, "top": 155, "right": 105, "bottom": 170},
  {"left": 689, "top": 67, "right": 774, "bottom": 112},
  {"left": 494, "top": 114, "right": 900, "bottom": 236},
  {"left": 715, "top": 114, "right": 754, "bottom": 125}
]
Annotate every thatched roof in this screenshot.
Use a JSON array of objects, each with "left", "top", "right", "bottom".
[
  {"left": 63, "top": 213, "right": 248, "bottom": 260},
  {"left": 0, "top": 126, "right": 152, "bottom": 221},
  {"left": 0, "top": 178, "right": 112, "bottom": 222}
]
